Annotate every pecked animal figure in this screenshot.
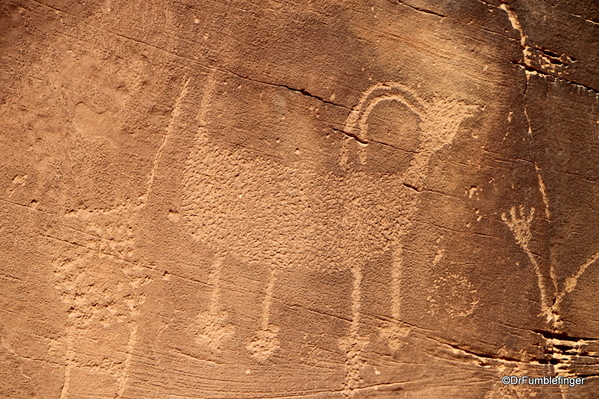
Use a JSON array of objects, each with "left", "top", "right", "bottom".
[{"left": 181, "top": 81, "right": 477, "bottom": 393}]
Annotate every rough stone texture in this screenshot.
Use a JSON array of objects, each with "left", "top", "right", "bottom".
[{"left": 1, "top": 0, "right": 598, "bottom": 398}]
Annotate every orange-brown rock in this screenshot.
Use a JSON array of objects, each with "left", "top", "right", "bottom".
[{"left": 1, "top": 0, "right": 598, "bottom": 397}]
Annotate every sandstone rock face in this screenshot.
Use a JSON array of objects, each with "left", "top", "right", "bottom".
[{"left": 1, "top": 0, "right": 598, "bottom": 398}]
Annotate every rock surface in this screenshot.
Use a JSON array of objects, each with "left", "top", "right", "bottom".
[{"left": 1, "top": 0, "right": 599, "bottom": 397}]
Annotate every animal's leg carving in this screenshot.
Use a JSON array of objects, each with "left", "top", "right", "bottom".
[
  {"left": 338, "top": 263, "right": 369, "bottom": 397},
  {"left": 192, "top": 258, "right": 235, "bottom": 351},
  {"left": 247, "top": 268, "right": 280, "bottom": 362}
]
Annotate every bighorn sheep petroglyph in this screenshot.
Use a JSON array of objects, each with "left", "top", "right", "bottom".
[{"left": 182, "top": 79, "right": 477, "bottom": 394}]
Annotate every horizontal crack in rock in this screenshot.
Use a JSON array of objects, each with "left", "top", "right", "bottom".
[
  {"left": 332, "top": 128, "right": 369, "bottom": 145},
  {"left": 389, "top": 0, "right": 446, "bottom": 19},
  {"left": 513, "top": 61, "right": 599, "bottom": 95}
]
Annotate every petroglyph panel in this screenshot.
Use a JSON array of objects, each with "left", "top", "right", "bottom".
[
  {"left": 181, "top": 80, "right": 476, "bottom": 392},
  {"left": 2, "top": 0, "right": 599, "bottom": 398}
]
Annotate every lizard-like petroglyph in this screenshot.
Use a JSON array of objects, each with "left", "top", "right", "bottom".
[
  {"left": 503, "top": 202, "right": 599, "bottom": 373},
  {"left": 497, "top": 4, "right": 599, "bottom": 379},
  {"left": 502, "top": 153, "right": 599, "bottom": 378},
  {"left": 182, "top": 79, "right": 476, "bottom": 394}
]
